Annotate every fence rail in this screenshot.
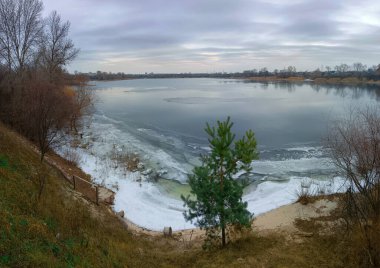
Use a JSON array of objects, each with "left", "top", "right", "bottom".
[
  {"left": 42, "top": 153, "right": 114, "bottom": 206},
  {"left": 72, "top": 175, "right": 99, "bottom": 205}
]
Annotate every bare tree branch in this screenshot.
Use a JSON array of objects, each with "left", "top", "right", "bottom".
[
  {"left": 0, "top": 0, "right": 43, "bottom": 73},
  {"left": 327, "top": 106, "right": 380, "bottom": 266},
  {"left": 40, "top": 10, "right": 79, "bottom": 81}
]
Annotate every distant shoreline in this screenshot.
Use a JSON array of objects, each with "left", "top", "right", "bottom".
[
  {"left": 88, "top": 76, "right": 380, "bottom": 88},
  {"left": 243, "top": 76, "right": 380, "bottom": 86}
]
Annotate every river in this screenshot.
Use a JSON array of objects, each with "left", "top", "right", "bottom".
[{"left": 62, "top": 78, "right": 380, "bottom": 230}]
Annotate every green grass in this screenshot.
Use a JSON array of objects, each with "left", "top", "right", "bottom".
[
  {"left": 0, "top": 155, "right": 9, "bottom": 169},
  {"left": 0, "top": 124, "right": 157, "bottom": 267}
]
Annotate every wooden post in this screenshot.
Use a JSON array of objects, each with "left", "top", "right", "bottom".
[
  {"left": 96, "top": 186, "right": 99, "bottom": 205},
  {"left": 163, "top": 227, "right": 172, "bottom": 237},
  {"left": 72, "top": 176, "right": 76, "bottom": 190}
]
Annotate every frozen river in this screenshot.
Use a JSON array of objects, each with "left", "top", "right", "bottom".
[{"left": 62, "top": 78, "right": 380, "bottom": 230}]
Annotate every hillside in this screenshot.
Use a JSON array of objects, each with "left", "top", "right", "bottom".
[{"left": 0, "top": 122, "right": 362, "bottom": 267}]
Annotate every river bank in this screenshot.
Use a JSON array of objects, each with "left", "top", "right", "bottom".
[
  {"left": 244, "top": 75, "right": 380, "bottom": 86},
  {"left": 2, "top": 120, "right": 357, "bottom": 267},
  {"left": 50, "top": 77, "right": 374, "bottom": 234}
]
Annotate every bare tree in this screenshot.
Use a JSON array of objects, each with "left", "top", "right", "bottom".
[
  {"left": 327, "top": 107, "right": 380, "bottom": 266},
  {"left": 40, "top": 10, "right": 79, "bottom": 82},
  {"left": 369, "top": 65, "right": 378, "bottom": 73},
  {"left": 287, "top": 65, "right": 296, "bottom": 74},
  {"left": 352, "top": 62, "right": 367, "bottom": 72},
  {"left": 0, "top": 0, "right": 44, "bottom": 73},
  {"left": 24, "top": 79, "right": 71, "bottom": 161},
  {"left": 335, "top": 63, "right": 350, "bottom": 73},
  {"left": 69, "top": 75, "right": 94, "bottom": 133}
]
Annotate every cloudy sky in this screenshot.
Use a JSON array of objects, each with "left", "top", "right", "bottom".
[{"left": 42, "top": 0, "right": 380, "bottom": 73}]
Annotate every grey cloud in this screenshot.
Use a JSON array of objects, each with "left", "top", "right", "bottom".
[
  {"left": 280, "top": 20, "right": 342, "bottom": 39},
  {"left": 42, "top": 0, "right": 380, "bottom": 73}
]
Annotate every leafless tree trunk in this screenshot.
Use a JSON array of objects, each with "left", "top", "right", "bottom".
[{"left": 36, "top": 166, "right": 47, "bottom": 199}]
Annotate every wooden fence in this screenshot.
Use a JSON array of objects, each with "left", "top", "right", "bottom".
[
  {"left": 10, "top": 128, "right": 114, "bottom": 206},
  {"left": 42, "top": 154, "right": 113, "bottom": 206},
  {"left": 72, "top": 175, "right": 99, "bottom": 205}
]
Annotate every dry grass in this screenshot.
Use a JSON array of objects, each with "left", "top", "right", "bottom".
[
  {"left": 313, "top": 77, "right": 371, "bottom": 85},
  {"left": 246, "top": 76, "right": 305, "bottom": 83},
  {"left": 0, "top": 123, "right": 154, "bottom": 267},
  {"left": 295, "top": 180, "right": 316, "bottom": 205},
  {"left": 109, "top": 146, "right": 140, "bottom": 172}
]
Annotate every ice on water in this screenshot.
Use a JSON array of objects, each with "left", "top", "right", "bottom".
[{"left": 56, "top": 116, "right": 348, "bottom": 231}]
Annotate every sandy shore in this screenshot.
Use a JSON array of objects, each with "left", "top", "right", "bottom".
[
  {"left": 117, "top": 198, "right": 338, "bottom": 241},
  {"left": 253, "top": 198, "right": 337, "bottom": 232}
]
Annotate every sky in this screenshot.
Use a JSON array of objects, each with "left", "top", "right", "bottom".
[{"left": 42, "top": 0, "right": 380, "bottom": 74}]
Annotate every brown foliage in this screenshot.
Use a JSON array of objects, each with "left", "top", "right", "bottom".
[{"left": 22, "top": 80, "right": 71, "bottom": 161}]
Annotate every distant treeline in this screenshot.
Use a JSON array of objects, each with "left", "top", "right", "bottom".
[{"left": 80, "top": 63, "right": 380, "bottom": 81}]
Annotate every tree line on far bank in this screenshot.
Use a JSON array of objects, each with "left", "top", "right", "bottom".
[
  {"left": 78, "top": 62, "right": 380, "bottom": 81},
  {"left": 0, "top": 0, "right": 92, "bottom": 161}
]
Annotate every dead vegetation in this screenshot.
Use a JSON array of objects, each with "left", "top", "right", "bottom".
[{"left": 109, "top": 145, "right": 140, "bottom": 171}]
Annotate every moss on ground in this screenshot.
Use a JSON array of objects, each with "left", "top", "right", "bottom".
[{"left": 0, "top": 155, "right": 9, "bottom": 169}]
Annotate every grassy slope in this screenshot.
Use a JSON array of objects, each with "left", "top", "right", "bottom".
[
  {"left": 0, "top": 123, "right": 162, "bottom": 267},
  {"left": 0, "top": 123, "right": 359, "bottom": 267}
]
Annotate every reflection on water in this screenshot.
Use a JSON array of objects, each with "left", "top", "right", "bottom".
[
  {"left": 89, "top": 78, "right": 379, "bottom": 185},
  {"left": 243, "top": 80, "right": 380, "bottom": 100},
  {"left": 94, "top": 78, "right": 379, "bottom": 152},
  {"left": 88, "top": 79, "right": 380, "bottom": 185}
]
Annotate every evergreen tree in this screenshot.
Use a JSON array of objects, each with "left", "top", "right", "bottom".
[{"left": 182, "top": 117, "right": 258, "bottom": 247}]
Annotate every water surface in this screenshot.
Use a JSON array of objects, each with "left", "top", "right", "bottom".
[{"left": 71, "top": 78, "right": 379, "bottom": 230}]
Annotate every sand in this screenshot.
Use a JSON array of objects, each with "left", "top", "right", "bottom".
[
  {"left": 253, "top": 198, "right": 338, "bottom": 232},
  {"left": 116, "top": 198, "right": 338, "bottom": 241}
]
